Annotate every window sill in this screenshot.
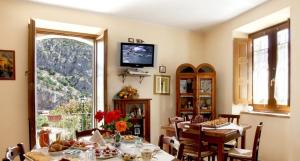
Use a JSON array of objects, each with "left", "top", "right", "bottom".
[{"left": 240, "top": 111, "right": 290, "bottom": 118}]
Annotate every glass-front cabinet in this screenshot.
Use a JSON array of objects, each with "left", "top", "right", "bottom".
[
  {"left": 113, "top": 98, "right": 151, "bottom": 142},
  {"left": 176, "top": 63, "right": 216, "bottom": 120}
]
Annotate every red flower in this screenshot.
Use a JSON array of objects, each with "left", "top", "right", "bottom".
[
  {"left": 105, "top": 111, "right": 114, "bottom": 124},
  {"left": 95, "top": 110, "right": 105, "bottom": 122},
  {"left": 112, "top": 110, "right": 121, "bottom": 121}
]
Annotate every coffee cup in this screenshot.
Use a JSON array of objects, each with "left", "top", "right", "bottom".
[{"left": 141, "top": 148, "right": 153, "bottom": 161}]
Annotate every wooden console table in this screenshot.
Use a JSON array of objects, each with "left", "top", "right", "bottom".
[{"left": 113, "top": 98, "right": 151, "bottom": 142}]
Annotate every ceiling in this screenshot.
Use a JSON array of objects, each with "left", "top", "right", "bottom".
[{"left": 29, "top": 0, "right": 268, "bottom": 30}]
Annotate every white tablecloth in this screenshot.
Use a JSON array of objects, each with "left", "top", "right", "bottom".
[{"left": 26, "top": 142, "right": 175, "bottom": 161}]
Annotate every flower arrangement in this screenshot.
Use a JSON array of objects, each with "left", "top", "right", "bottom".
[
  {"left": 95, "top": 110, "right": 132, "bottom": 132},
  {"left": 117, "top": 86, "right": 139, "bottom": 99}
]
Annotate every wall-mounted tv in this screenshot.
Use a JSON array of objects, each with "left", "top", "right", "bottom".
[{"left": 120, "top": 43, "right": 155, "bottom": 67}]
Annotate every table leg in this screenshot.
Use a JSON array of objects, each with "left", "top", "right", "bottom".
[
  {"left": 241, "top": 131, "right": 246, "bottom": 148},
  {"left": 217, "top": 143, "right": 224, "bottom": 161}
]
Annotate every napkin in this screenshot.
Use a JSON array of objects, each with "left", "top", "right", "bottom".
[{"left": 90, "top": 130, "right": 106, "bottom": 146}]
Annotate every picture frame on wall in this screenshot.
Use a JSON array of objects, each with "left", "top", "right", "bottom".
[
  {"left": 159, "top": 65, "right": 166, "bottom": 73},
  {"left": 154, "top": 75, "right": 170, "bottom": 95},
  {"left": 0, "top": 50, "right": 15, "bottom": 80}
]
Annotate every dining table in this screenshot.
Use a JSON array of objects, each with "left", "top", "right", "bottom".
[
  {"left": 25, "top": 140, "right": 176, "bottom": 161},
  {"left": 161, "top": 122, "right": 251, "bottom": 161}
]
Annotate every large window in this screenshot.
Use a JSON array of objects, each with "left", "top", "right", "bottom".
[
  {"left": 28, "top": 19, "right": 107, "bottom": 148},
  {"left": 233, "top": 20, "right": 290, "bottom": 113},
  {"left": 250, "top": 21, "right": 290, "bottom": 112}
]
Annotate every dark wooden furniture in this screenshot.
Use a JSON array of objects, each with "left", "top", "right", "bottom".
[
  {"left": 218, "top": 114, "right": 240, "bottom": 148},
  {"left": 75, "top": 128, "right": 112, "bottom": 140},
  {"left": 226, "top": 122, "right": 263, "bottom": 161},
  {"left": 158, "top": 135, "right": 184, "bottom": 160},
  {"left": 2, "top": 143, "right": 25, "bottom": 161},
  {"left": 168, "top": 116, "right": 185, "bottom": 125},
  {"left": 176, "top": 63, "right": 216, "bottom": 120},
  {"left": 113, "top": 98, "right": 151, "bottom": 142},
  {"left": 191, "top": 114, "right": 205, "bottom": 124},
  {"left": 161, "top": 123, "right": 251, "bottom": 161},
  {"left": 218, "top": 114, "right": 240, "bottom": 125},
  {"left": 175, "top": 124, "right": 215, "bottom": 161}
]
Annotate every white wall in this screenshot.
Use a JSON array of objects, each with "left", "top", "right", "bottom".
[
  {"left": 289, "top": 0, "right": 300, "bottom": 160},
  {"left": 0, "top": 0, "right": 205, "bottom": 156},
  {"left": 203, "top": 0, "right": 296, "bottom": 160}
]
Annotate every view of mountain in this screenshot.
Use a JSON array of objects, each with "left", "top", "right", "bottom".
[{"left": 36, "top": 37, "right": 93, "bottom": 111}]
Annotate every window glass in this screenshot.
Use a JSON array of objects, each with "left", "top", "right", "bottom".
[
  {"left": 275, "top": 29, "right": 289, "bottom": 105},
  {"left": 253, "top": 36, "right": 269, "bottom": 104}
]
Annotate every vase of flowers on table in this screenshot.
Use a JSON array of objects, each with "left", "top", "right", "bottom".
[{"left": 95, "top": 110, "right": 132, "bottom": 146}]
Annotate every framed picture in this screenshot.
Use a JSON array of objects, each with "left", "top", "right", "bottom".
[
  {"left": 128, "top": 38, "right": 134, "bottom": 43},
  {"left": 154, "top": 75, "right": 170, "bottom": 95},
  {"left": 0, "top": 50, "right": 15, "bottom": 80},
  {"left": 159, "top": 65, "right": 166, "bottom": 73},
  {"left": 134, "top": 128, "right": 140, "bottom": 135}
]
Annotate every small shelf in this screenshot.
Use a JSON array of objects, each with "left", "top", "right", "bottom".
[
  {"left": 179, "top": 109, "right": 194, "bottom": 112},
  {"left": 180, "top": 93, "right": 194, "bottom": 97},
  {"left": 119, "top": 71, "right": 151, "bottom": 83},
  {"left": 199, "top": 95, "right": 211, "bottom": 98}
]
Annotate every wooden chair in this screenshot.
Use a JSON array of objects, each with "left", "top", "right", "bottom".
[
  {"left": 158, "top": 135, "right": 184, "bottom": 160},
  {"left": 2, "top": 143, "right": 25, "bottom": 161},
  {"left": 226, "top": 122, "right": 263, "bottom": 161},
  {"left": 218, "top": 114, "right": 240, "bottom": 125},
  {"left": 175, "top": 122, "right": 216, "bottom": 161},
  {"left": 75, "top": 128, "right": 113, "bottom": 140},
  {"left": 218, "top": 114, "right": 240, "bottom": 148},
  {"left": 169, "top": 116, "right": 185, "bottom": 125},
  {"left": 190, "top": 114, "right": 205, "bottom": 124}
]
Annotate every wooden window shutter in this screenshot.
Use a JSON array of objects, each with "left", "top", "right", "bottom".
[{"left": 233, "top": 38, "right": 252, "bottom": 104}]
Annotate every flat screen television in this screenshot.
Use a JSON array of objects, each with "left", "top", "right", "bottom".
[{"left": 120, "top": 43, "right": 155, "bottom": 67}]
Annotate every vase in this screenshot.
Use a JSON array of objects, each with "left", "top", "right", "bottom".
[{"left": 114, "top": 130, "right": 121, "bottom": 147}]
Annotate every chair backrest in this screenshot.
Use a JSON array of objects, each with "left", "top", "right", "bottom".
[
  {"left": 190, "top": 114, "right": 204, "bottom": 124},
  {"left": 75, "top": 128, "right": 112, "bottom": 140},
  {"left": 168, "top": 116, "right": 185, "bottom": 125},
  {"left": 218, "top": 114, "right": 240, "bottom": 125},
  {"left": 2, "top": 143, "right": 25, "bottom": 161},
  {"left": 158, "top": 135, "right": 184, "bottom": 160},
  {"left": 174, "top": 121, "right": 183, "bottom": 140},
  {"left": 252, "top": 122, "right": 263, "bottom": 161},
  {"left": 177, "top": 124, "right": 205, "bottom": 159}
]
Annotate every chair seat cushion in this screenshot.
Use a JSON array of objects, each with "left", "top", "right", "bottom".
[
  {"left": 183, "top": 149, "right": 214, "bottom": 158},
  {"left": 224, "top": 140, "right": 237, "bottom": 147},
  {"left": 228, "top": 148, "right": 252, "bottom": 159}
]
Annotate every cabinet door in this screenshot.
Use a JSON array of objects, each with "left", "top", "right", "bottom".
[
  {"left": 177, "top": 75, "right": 195, "bottom": 118},
  {"left": 197, "top": 74, "right": 215, "bottom": 120}
]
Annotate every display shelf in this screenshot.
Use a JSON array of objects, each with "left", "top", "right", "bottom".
[{"left": 119, "top": 71, "right": 151, "bottom": 83}]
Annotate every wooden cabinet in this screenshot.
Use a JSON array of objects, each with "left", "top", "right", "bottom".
[
  {"left": 113, "top": 98, "right": 151, "bottom": 142},
  {"left": 176, "top": 63, "right": 216, "bottom": 120}
]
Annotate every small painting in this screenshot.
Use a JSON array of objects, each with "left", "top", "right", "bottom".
[
  {"left": 0, "top": 50, "right": 15, "bottom": 80},
  {"left": 154, "top": 75, "right": 170, "bottom": 95}
]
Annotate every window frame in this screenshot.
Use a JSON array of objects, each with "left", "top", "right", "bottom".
[
  {"left": 28, "top": 19, "right": 108, "bottom": 148},
  {"left": 249, "top": 20, "right": 290, "bottom": 113}
]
